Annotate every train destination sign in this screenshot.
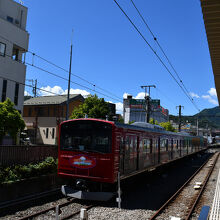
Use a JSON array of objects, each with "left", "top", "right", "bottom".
[{"left": 69, "top": 155, "right": 96, "bottom": 169}]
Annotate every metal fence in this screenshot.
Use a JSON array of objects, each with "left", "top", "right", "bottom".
[{"left": 0, "top": 145, "right": 58, "bottom": 167}]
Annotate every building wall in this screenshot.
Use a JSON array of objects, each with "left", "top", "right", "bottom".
[
  {"left": 23, "top": 99, "right": 83, "bottom": 145},
  {"left": 123, "top": 98, "right": 169, "bottom": 124},
  {"left": 0, "top": 0, "right": 29, "bottom": 113}
]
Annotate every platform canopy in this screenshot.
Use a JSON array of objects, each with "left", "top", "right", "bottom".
[{"left": 200, "top": 0, "right": 220, "bottom": 105}]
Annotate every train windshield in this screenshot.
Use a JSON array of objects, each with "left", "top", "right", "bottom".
[{"left": 60, "top": 120, "right": 112, "bottom": 153}]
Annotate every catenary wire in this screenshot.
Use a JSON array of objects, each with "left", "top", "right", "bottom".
[
  {"left": 113, "top": 0, "right": 200, "bottom": 112},
  {"left": 0, "top": 34, "right": 121, "bottom": 101},
  {"left": 130, "top": 0, "right": 192, "bottom": 98},
  {"left": 0, "top": 75, "right": 123, "bottom": 113},
  {"left": 1, "top": 51, "right": 122, "bottom": 102},
  {"left": 28, "top": 51, "right": 122, "bottom": 100}
]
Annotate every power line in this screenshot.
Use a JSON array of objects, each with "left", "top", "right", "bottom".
[
  {"left": 0, "top": 75, "right": 61, "bottom": 96},
  {"left": 113, "top": 0, "right": 200, "bottom": 112},
  {"left": 130, "top": 0, "right": 192, "bottom": 98},
  {"left": 2, "top": 51, "right": 122, "bottom": 102},
  {"left": 0, "top": 34, "right": 121, "bottom": 101}
]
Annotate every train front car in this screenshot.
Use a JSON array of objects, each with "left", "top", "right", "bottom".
[{"left": 58, "top": 119, "right": 116, "bottom": 201}]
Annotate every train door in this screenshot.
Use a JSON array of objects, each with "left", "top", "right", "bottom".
[
  {"left": 171, "top": 139, "right": 173, "bottom": 160},
  {"left": 157, "top": 137, "right": 160, "bottom": 164},
  {"left": 136, "top": 136, "right": 139, "bottom": 171},
  {"left": 119, "top": 137, "right": 125, "bottom": 175},
  {"left": 124, "top": 136, "right": 130, "bottom": 174}
]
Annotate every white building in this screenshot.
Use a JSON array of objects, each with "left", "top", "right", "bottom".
[
  {"left": 0, "top": 0, "right": 29, "bottom": 113},
  {"left": 123, "top": 96, "right": 169, "bottom": 124}
]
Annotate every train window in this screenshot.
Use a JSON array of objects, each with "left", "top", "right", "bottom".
[
  {"left": 160, "top": 139, "right": 167, "bottom": 152},
  {"left": 143, "top": 139, "right": 151, "bottom": 153},
  {"left": 125, "top": 136, "right": 129, "bottom": 151},
  {"left": 60, "top": 120, "right": 112, "bottom": 153}
]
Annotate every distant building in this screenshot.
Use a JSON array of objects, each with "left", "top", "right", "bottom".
[
  {"left": 23, "top": 94, "right": 84, "bottom": 145},
  {"left": 123, "top": 96, "right": 169, "bottom": 124},
  {"left": 0, "top": 0, "right": 29, "bottom": 113}
]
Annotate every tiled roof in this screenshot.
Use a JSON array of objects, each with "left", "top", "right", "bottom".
[{"left": 24, "top": 94, "right": 84, "bottom": 105}]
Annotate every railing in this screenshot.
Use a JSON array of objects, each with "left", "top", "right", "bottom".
[{"left": 0, "top": 145, "right": 58, "bottom": 167}]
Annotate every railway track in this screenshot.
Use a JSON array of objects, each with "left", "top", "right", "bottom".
[
  {"left": 149, "top": 152, "right": 219, "bottom": 220},
  {"left": 17, "top": 198, "right": 95, "bottom": 220}
]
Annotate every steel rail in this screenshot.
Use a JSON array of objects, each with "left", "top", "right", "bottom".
[
  {"left": 60, "top": 204, "right": 95, "bottom": 220},
  {"left": 185, "top": 152, "right": 219, "bottom": 220},
  {"left": 18, "top": 199, "right": 76, "bottom": 220},
  {"left": 0, "top": 188, "right": 60, "bottom": 211},
  {"left": 149, "top": 153, "right": 214, "bottom": 220}
]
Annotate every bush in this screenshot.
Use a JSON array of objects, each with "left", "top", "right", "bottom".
[{"left": 0, "top": 157, "right": 57, "bottom": 184}]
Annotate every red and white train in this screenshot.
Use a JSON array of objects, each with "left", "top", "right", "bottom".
[{"left": 58, "top": 118, "right": 207, "bottom": 200}]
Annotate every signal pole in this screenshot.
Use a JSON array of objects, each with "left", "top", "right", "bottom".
[
  {"left": 33, "top": 79, "right": 37, "bottom": 97},
  {"left": 141, "top": 85, "right": 156, "bottom": 123},
  {"left": 176, "top": 105, "right": 184, "bottom": 132},
  {"left": 66, "top": 30, "right": 73, "bottom": 120}
]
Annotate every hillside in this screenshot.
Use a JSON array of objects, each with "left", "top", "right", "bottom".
[{"left": 169, "top": 106, "right": 220, "bottom": 129}]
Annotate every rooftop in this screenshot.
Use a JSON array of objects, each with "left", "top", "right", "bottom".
[{"left": 24, "top": 94, "right": 84, "bottom": 106}]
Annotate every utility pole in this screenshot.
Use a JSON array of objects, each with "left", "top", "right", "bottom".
[
  {"left": 196, "top": 118, "right": 199, "bottom": 136},
  {"left": 33, "top": 79, "right": 37, "bottom": 97},
  {"left": 176, "top": 105, "right": 184, "bottom": 132},
  {"left": 141, "top": 85, "right": 156, "bottom": 123},
  {"left": 66, "top": 30, "right": 73, "bottom": 121}
]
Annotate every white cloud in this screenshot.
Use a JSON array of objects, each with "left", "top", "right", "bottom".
[
  {"left": 63, "top": 89, "right": 90, "bottom": 97},
  {"left": 189, "top": 92, "right": 199, "bottom": 98},
  {"left": 39, "top": 85, "right": 90, "bottom": 97},
  {"left": 208, "top": 88, "right": 217, "bottom": 97},
  {"left": 202, "top": 95, "right": 218, "bottom": 105},
  {"left": 24, "top": 91, "right": 31, "bottom": 96},
  {"left": 123, "top": 93, "right": 130, "bottom": 99},
  {"left": 123, "top": 92, "right": 148, "bottom": 99},
  {"left": 134, "top": 92, "right": 146, "bottom": 99}
]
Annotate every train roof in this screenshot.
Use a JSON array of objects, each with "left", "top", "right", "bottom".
[
  {"left": 61, "top": 118, "right": 201, "bottom": 139},
  {"left": 114, "top": 121, "right": 195, "bottom": 138}
]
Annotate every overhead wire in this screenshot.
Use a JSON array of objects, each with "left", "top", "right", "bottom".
[
  {"left": 113, "top": 0, "right": 200, "bottom": 112},
  {"left": 0, "top": 34, "right": 122, "bottom": 101},
  {"left": 28, "top": 51, "right": 122, "bottom": 100},
  {"left": 1, "top": 51, "right": 122, "bottom": 102},
  {"left": 130, "top": 0, "right": 192, "bottom": 98}
]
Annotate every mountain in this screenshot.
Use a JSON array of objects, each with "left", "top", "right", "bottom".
[{"left": 169, "top": 106, "right": 220, "bottom": 129}]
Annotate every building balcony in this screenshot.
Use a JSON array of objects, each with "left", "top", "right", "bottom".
[{"left": 0, "top": 16, "right": 29, "bottom": 51}]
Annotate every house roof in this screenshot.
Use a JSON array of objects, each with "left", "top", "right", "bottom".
[{"left": 24, "top": 94, "right": 84, "bottom": 106}]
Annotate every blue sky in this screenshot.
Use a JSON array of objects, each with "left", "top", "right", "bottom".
[{"left": 20, "top": 0, "right": 218, "bottom": 116}]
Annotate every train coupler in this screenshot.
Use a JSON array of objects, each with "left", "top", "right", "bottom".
[{"left": 61, "top": 185, "right": 115, "bottom": 201}]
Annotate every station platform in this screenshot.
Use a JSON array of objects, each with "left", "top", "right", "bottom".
[{"left": 209, "top": 168, "right": 220, "bottom": 220}]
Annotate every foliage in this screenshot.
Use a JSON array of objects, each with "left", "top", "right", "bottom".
[
  {"left": 128, "top": 120, "right": 135, "bottom": 125},
  {"left": 0, "top": 98, "right": 25, "bottom": 143},
  {"left": 159, "top": 121, "right": 176, "bottom": 132},
  {"left": 169, "top": 106, "right": 220, "bottom": 129},
  {"left": 149, "top": 118, "right": 159, "bottom": 125},
  {"left": 118, "top": 118, "right": 124, "bottom": 123},
  {"left": 71, "top": 94, "right": 110, "bottom": 120},
  {"left": 0, "top": 157, "right": 57, "bottom": 184}
]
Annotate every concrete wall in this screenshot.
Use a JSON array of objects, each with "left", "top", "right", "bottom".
[{"left": 0, "top": 0, "right": 29, "bottom": 113}]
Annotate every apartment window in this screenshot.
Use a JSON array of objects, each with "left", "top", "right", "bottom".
[
  {"left": 46, "top": 128, "right": 49, "bottom": 139},
  {"left": 0, "top": 43, "right": 6, "bottom": 56},
  {"left": 1, "top": 80, "right": 7, "bottom": 102},
  {"left": 14, "top": 83, "right": 19, "bottom": 105},
  {"left": 7, "top": 16, "right": 13, "bottom": 23},
  {"left": 52, "top": 128, "right": 55, "bottom": 139}
]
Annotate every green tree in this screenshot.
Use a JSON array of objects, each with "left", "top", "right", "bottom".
[
  {"left": 149, "top": 118, "right": 159, "bottom": 125},
  {"left": 71, "top": 95, "right": 110, "bottom": 120},
  {"left": 0, "top": 98, "right": 25, "bottom": 143},
  {"left": 159, "top": 121, "right": 176, "bottom": 132}
]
